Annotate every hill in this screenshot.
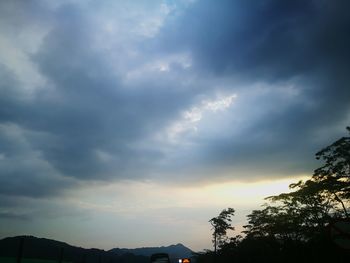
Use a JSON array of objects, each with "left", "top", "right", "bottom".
[
  {"left": 0, "top": 236, "right": 148, "bottom": 263},
  {"left": 109, "top": 243, "right": 193, "bottom": 259}
]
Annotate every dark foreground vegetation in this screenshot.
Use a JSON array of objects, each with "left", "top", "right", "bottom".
[{"left": 196, "top": 127, "right": 350, "bottom": 263}]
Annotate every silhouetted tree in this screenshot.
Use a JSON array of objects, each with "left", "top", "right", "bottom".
[
  {"left": 199, "top": 127, "right": 350, "bottom": 263},
  {"left": 263, "top": 180, "right": 334, "bottom": 240},
  {"left": 244, "top": 127, "right": 350, "bottom": 242},
  {"left": 209, "top": 208, "right": 235, "bottom": 253},
  {"left": 244, "top": 201, "right": 305, "bottom": 242},
  {"left": 312, "top": 126, "right": 350, "bottom": 217}
]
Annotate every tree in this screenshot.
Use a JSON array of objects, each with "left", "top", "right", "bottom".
[
  {"left": 209, "top": 208, "right": 235, "bottom": 253},
  {"left": 312, "top": 126, "right": 350, "bottom": 217},
  {"left": 243, "top": 127, "right": 350, "bottom": 246},
  {"left": 243, "top": 201, "right": 307, "bottom": 242},
  {"left": 250, "top": 180, "right": 334, "bottom": 241}
]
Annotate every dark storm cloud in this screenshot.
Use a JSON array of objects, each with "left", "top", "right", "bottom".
[
  {"left": 0, "top": 118, "right": 73, "bottom": 198},
  {"left": 0, "top": 0, "right": 194, "bottom": 200},
  {"left": 0, "top": 64, "right": 66, "bottom": 199},
  {"left": 27, "top": 6, "right": 191, "bottom": 180},
  {"left": 154, "top": 0, "right": 350, "bottom": 177},
  {"left": 162, "top": 0, "right": 350, "bottom": 78},
  {"left": 1, "top": 0, "right": 350, "bottom": 201}
]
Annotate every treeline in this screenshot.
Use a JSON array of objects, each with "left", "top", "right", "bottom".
[{"left": 195, "top": 127, "right": 350, "bottom": 263}]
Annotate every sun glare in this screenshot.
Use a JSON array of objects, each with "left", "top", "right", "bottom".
[{"left": 188, "top": 175, "right": 309, "bottom": 207}]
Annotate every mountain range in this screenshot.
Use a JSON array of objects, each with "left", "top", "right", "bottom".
[
  {"left": 109, "top": 243, "right": 193, "bottom": 259},
  {"left": 0, "top": 236, "right": 194, "bottom": 263}
]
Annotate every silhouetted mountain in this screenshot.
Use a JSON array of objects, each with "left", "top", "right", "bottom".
[
  {"left": 109, "top": 243, "right": 193, "bottom": 259},
  {"left": 0, "top": 236, "right": 149, "bottom": 263}
]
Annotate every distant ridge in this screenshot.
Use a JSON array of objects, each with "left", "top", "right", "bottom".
[
  {"left": 0, "top": 235, "right": 149, "bottom": 263},
  {"left": 0, "top": 236, "right": 194, "bottom": 263},
  {"left": 109, "top": 243, "right": 193, "bottom": 259}
]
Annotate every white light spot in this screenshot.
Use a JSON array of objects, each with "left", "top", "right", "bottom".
[
  {"left": 203, "top": 94, "right": 237, "bottom": 112},
  {"left": 159, "top": 94, "right": 237, "bottom": 143}
]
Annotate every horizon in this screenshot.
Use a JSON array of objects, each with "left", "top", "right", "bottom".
[
  {"left": 1, "top": 0, "right": 350, "bottom": 252},
  {"left": 1, "top": 235, "right": 194, "bottom": 251}
]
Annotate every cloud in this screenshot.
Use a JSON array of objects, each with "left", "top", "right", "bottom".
[
  {"left": 0, "top": 0, "right": 349, "bottom": 204},
  {"left": 160, "top": 0, "right": 350, "bottom": 76},
  {"left": 161, "top": 94, "right": 237, "bottom": 142},
  {"left": 152, "top": 0, "right": 350, "bottom": 178},
  {"left": 26, "top": 5, "right": 197, "bottom": 182},
  {"left": 0, "top": 0, "right": 196, "bottom": 201},
  {"left": 0, "top": 122, "right": 74, "bottom": 198},
  {"left": 158, "top": 0, "right": 350, "bottom": 120}
]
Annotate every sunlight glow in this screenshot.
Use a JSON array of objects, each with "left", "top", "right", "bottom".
[
  {"left": 68, "top": 175, "right": 309, "bottom": 214},
  {"left": 62, "top": 174, "right": 309, "bottom": 250}
]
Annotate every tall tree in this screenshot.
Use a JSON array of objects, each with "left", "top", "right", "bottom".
[{"left": 209, "top": 208, "right": 235, "bottom": 253}]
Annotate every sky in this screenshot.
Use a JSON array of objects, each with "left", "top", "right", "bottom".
[{"left": 0, "top": 0, "right": 350, "bottom": 252}]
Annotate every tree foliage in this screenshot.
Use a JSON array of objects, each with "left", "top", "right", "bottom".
[
  {"left": 243, "top": 181, "right": 333, "bottom": 243},
  {"left": 209, "top": 208, "right": 235, "bottom": 252},
  {"left": 244, "top": 127, "right": 350, "bottom": 242},
  {"left": 197, "top": 127, "right": 350, "bottom": 263},
  {"left": 312, "top": 126, "right": 350, "bottom": 216}
]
